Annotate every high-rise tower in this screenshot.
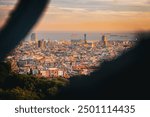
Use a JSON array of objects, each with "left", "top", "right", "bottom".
[
  {"left": 31, "top": 33, "right": 38, "bottom": 43},
  {"left": 84, "top": 33, "right": 87, "bottom": 44},
  {"left": 38, "top": 40, "right": 46, "bottom": 49},
  {"left": 102, "top": 35, "right": 108, "bottom": 47}
]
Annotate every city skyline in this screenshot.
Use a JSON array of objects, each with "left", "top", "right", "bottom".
[
  {"left": 0, "top": 0, "right": 150, "bottom": 32},
  {"left": 7, "top": 33, "right": 135, "bottom": 78}
]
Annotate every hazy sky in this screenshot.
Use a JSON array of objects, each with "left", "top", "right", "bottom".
[{"left": 0, "top": 0, "right": 150, "bottom": 32}]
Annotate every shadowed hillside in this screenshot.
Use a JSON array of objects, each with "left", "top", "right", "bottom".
[
  {"left": 0, "top": 62, "right": 68, "bottom": 100},
  {"left": 56, "top": 32, "right": 150, "bottom": 99}
]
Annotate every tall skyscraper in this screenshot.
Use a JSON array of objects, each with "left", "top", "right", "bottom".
[
  {"left": 102, "top": 35, "right": 108, "bottom": 47},
  {"left": 84, "top": 33, "right": 87, "bottom": 44},
  {"left": 38, "top": 40, "right": 46, "bottom": 49},
  {"left": 31, "top": 33, "right": 38, "bottom": 43},
  {"left": 92, "top": 41, "right": 95, "bottom": 48}
]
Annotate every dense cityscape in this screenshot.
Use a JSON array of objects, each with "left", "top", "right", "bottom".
[{"left": 6, "top": 33, "right": 136, "bottom": 79}]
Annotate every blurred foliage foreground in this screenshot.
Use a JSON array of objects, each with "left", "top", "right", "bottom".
[{"left": 0, "top": 62, "right": 69, "bottom": 100}]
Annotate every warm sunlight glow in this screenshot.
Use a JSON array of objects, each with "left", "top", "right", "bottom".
[{"left": 0, "top": 0, "right": 150, "bottom": 32}]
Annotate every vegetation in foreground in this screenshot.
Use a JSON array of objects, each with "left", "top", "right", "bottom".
[{"left": 0, "top": 62, "right": 69, "bottom": 100}]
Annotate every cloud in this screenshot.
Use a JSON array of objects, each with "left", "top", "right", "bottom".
[
  {"left": 1, "top": 0, "right": 150, "bottom": 32},
  {"left": 0, "top": 0, "right": 18, "bottom": 6},
  {"left": 0, "top": 0, "right": 17, "bottom": 28},
  {"left": 50, "top": 0, "right": 150, "bottom": 12}
]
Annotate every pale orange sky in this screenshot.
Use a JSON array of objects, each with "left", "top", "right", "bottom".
[
  {"left": 0, "top": 0, "right": 150, "bottom": 32},
  {"left": 35, "top": 11, "right": 150, "bottom": 32},
  {"left": 35, "top": 0, "right": 150, "bottom": 32}
]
